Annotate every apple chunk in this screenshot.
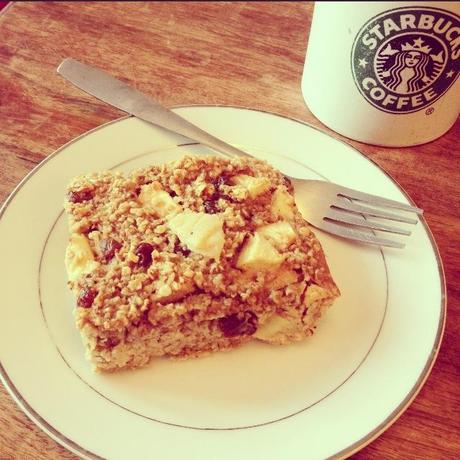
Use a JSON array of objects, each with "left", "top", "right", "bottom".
[
  {"left": 257, "top": 221, "right": 296, "bottom": 249},
  {"left": 232, "top": 174, "right": 271, "bottom": 198},
  {"left": 271, "top": 188, "right": 295, "bottom": 220},
  {"left": 253, "top": 314, "right": 296, "bottom": 340},
  {"left": 236, "top": 233, "right": 284, "bottom": 271},
  {"left": 168, "top": 211, "right": 225, "bottom": 260},
  {"left": 65, "top": 234, "right": 98, "bottom": 282},
  {"left": 139, "top": 183, "right": 181, "bottom": 218}
]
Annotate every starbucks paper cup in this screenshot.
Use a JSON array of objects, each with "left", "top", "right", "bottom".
[{"left": 302, "top": 1, "right": 460, "bottom": 146}]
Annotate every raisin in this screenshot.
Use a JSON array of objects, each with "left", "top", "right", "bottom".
[
  {"left": 283, "top": 176, "right": 294, "bottom": 192},
  {"left": 68, "top": 188, "right": 94, "bottom": 203},
  {"left": 220, "top": 193, "right": 235, "bottom": 203},
  {"left": 168, "top": 190, "right": 177, "bottom": 197},
  {"left": 173, "top": 240, "right": 191, "bottom": 257},
  {"left": 103, "top": 336, "right": 120, "bottom": 348},
  {"left": 77, "top": 288, "right": 97, "bottom": 308},
  {"left": 218, "top": 311, "right": 258, "bottom": 337},
  {"left": 100, "top": 238, "right": 122, "bottom": 262},
  {"left": 213, "top": 175, "right": 227, "bottom": 189},
  {"left": 84, "top": 224, "right": 98, "bottom": 235},
  {"left": 136, "top": 242, "right": 154, "bottom": 268},
  {"left": 204, "top": 198, "right": 219, "bottom": 214}
]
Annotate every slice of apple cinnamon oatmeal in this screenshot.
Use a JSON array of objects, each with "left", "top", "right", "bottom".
[{"left": 64, "top": 155, "right": 340, "bottom": 372}]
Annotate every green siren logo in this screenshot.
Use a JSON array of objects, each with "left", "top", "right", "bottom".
[{"left": 351, "top": 7, "right": 460, "bottom": 114}]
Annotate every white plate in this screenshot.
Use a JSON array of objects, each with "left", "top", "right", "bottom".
[{"left": 0, "top": 107, "right": 445, "bottom": 460}]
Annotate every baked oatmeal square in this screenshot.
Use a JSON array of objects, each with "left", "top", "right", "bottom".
[{"left": 64, "top": 155, "right": 339, "bottom": 372}]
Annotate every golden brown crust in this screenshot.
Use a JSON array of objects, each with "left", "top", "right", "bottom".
[{"left": 64, "top": 155, "right": 339, "bottom": 371}]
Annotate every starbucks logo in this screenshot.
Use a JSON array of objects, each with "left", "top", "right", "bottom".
[{"left": 351, "top": 7, "right": 460, "bottom": 114}]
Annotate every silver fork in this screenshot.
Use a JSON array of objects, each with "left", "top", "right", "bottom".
[
  {"left": 57, "top": 58, "right": 423, "bottom": 249},
  {"left": 291, "top": 180, "right": 421, "bottom": 248}
]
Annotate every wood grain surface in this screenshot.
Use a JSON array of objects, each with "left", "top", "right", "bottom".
[{"left": 0, "top": 2, "right": 459, "bottom": 459}]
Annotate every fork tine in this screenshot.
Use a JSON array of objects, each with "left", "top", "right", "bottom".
[
  {"left": 325, "top": 210, "right": 412, "bottom": 235},
  {"left": 333, "top": 198, "right": 419, "bottom": 224},
  {"left": 337, "top": 185, "right": 423, "bottom": 214},
  {"left": 319, "top": 220, "right": 405, "bottom": 248}
]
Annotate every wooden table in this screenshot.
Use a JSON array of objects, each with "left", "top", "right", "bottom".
[{"left": 0, "top": 2, "right": 458, "bottom": 459}]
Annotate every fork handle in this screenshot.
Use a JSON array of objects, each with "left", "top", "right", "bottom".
[{"left": 57, "top": 58, "right": 250, "bottom": 159}]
